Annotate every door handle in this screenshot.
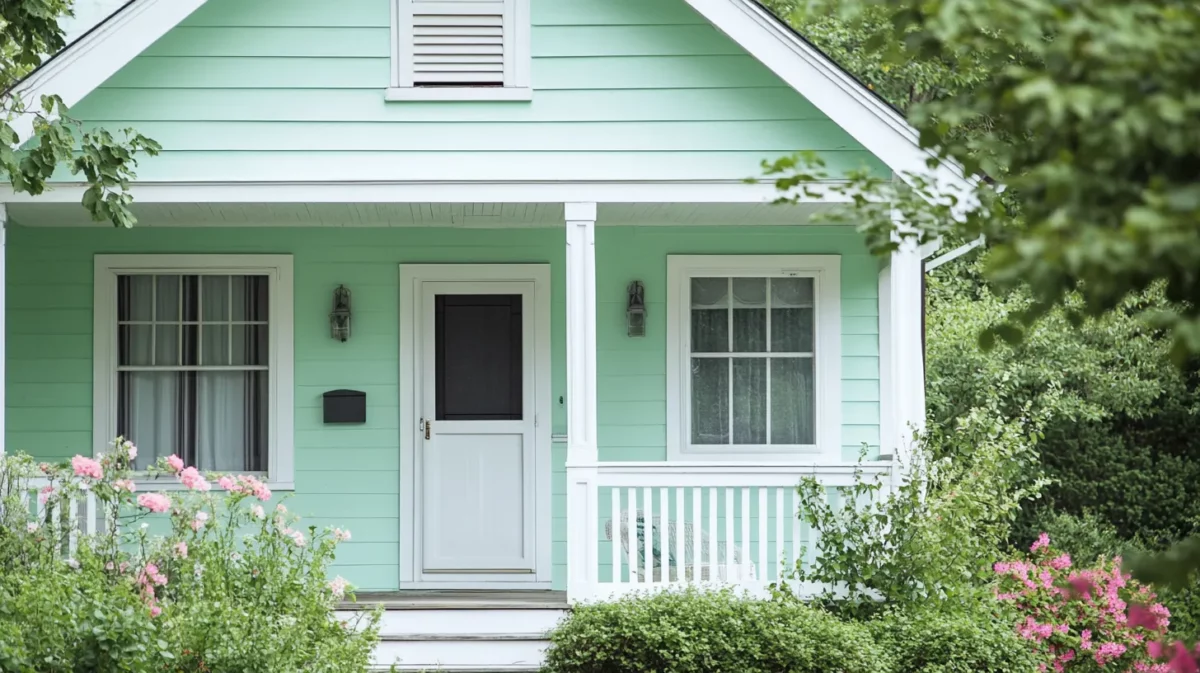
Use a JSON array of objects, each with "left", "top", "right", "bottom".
[{"left": 425, "top": 419, "right": 432, "bottom": 440}]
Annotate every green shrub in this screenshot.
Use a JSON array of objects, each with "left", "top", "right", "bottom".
[
  {"left": 871, "top": 603, "right": 1044, "bottom": 673},
  {"left": 542, "top": 589, "right": 888, "bottom": 673}
]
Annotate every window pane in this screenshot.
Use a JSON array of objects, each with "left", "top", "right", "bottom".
[
  {"left": 690, "top": 278, "right": 728, "bottom": 307},
  {"left": 201, "top": 275, "right": 229, "bottom": 322},
  {"left": 231, "top": 325, "right": 269, "bottom": 366},
  {"left": 771, "top": 277, "right": 813, "bottom": 307},
  {"left": 435, "top": 295, "right": 523, "bottom": 421},
  {"left": 118, "top": 275, "right": 153, "bottom": 321},
  {"left": 231, "top": 275, "right": 269, "bottom": 322},
  {"left": 731, "top": 277, "right": 766, "bottom": 305},
  {"left": 691, "top": 310, "right": 728, "bottom": 353},
  {"left": 118, "top": 325, "right": 153, "bottom": 366},
  {"left": 181, "top": 275, "right": 199, "bottom": 321},
  {"left": 733, "top": 309, "right": 766, "bottom": 352},
  {"left": 732, "top": 358, "right": 766, "bottom": 444},
  {"left": 155, "top": 275, "right": 180, "bottom": 322},
  {"left": 201, "top": 325, "right": 229, "bottom": 366},
  {"left": 118, "top": 370, "right": 267, "bottom": 472},
  {"left": 771, "top": 308, "right": 814, "bottom": 353},
  {"left": 770, "top": 358, "right": 815, "bottom": 445},
  {"left": 154, "top": 325, "right": 180, "bottom": 366},
  {"left": 690, "top": 358, "right": 729, "bottom": 444}
]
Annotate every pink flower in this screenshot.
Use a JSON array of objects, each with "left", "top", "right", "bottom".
[
  {"left": 174, "top": 542, "right": 188, "bottom": 559},
  {"left": 195, "top": 511, "right": 209, "bottom": 522},
  {"left": 136, "top": 493, "right": 171, "bottom": 513},
  {"left": 218, "top": 476, "right": 237, "bottom": 491},
  {"left": 289, "top": 530, "right": 306, "bottom": 547},
  {"left": 122, "top": 441, "right": 138, "bottom": 461},
  {"left": 150, "top": 605, "right": 161, "bottom": 618},
  {"left": 1031, "top": 532, "right": 1051, "bottom": 553},
  {"left": 250, "top": 504, "right": 265, "bottom": 519},
  {"left": 112, "top": 479, "right": 137, "bottom": 493},
  {"left": 26, "top": 522, "right": 38, "bottom": 533},
  {"left": 1093, "top": 642, "right": 1126, "bottom": 665},
  {"left": 37, "top": 485, "right": 53, "bottom": 506},
  {"left": 332, "top": 527, "right": 352, "bottom": 542},
  {"left": 1080, "top": 629, "right": 1093, "bottom": 651},
  {"left": 166, "top": 455, "right": 184, "bottom": 473},
  {"left": 328, "top": 576, "right": 350, "bottom": 598},
  {"left": 178, "top": 467, "right": 211, "bottom": 492},
  {"left": 1049, "top": 553, "right": 1071, "bottom": 570},
  {"left": 71, "top": 455, "right": 104, "bottom": 480}
]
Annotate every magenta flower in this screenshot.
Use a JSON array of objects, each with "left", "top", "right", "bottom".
[
  {"left": 136, "top": 493, "right": 171, "bottom": 513},
  {"left": 1049, "top": 553, "right": 1072, "bottom": 570},
  {"left": 71, "top": 455, "right": 104, "bottom": 480},
  {"left": 1031, "top": 532, "right": 1051, "bottom": 553}
]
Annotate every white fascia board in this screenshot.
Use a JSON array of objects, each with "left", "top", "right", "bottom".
[
  {"left": 684, "top": 0, "right": 976, "bottom": 200},
  {"left": 0, "top": 179, "right": 863, "bottom": 204},
  {"left": 7, "top": 0, "right": 210, "bottom": 145}
]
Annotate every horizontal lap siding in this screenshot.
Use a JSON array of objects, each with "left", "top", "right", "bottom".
[
  {"left": 594, "top": 226, "right": 880, "bottom": 463},
  {"left": 66, "top": 0, "right": 885, "bottom": 183},
  {"left": 5, "top": 226, "right": 568, "bottom": 591}
]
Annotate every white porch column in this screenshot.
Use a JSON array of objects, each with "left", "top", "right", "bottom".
[
  {"left": 564, "top": 201, "right": 598, "bottom": 602},
  {"left": 879, "top": 240, "right": 925, "bottom": 473}
]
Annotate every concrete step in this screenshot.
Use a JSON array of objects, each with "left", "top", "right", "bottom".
[
  {"left": 339, "top": 607, "right": 567, "bottom": 635},
  {"left": 371, "top": 633, "right": 549, "bottom": 670}
]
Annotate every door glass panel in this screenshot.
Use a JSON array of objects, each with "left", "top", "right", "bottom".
[{"left": 435, "top": 294, "right": 523, "bottom": 421}]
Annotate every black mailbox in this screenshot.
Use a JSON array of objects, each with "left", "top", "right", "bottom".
[{"left": 323, "top": 389, "right": 366, "bottom": 424}]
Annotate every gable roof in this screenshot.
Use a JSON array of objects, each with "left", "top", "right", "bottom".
[{"left": 8, "top": 0, "right": 971, "bottom": 194}]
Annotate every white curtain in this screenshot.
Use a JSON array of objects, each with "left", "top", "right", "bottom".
[
  {"left": 689, "top": 277, "right": 815, "bottom": 447},
  {"left": 119, "top": 274, "right": 267, "bottom": 472}
]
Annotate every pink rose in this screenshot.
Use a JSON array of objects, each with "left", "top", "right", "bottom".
[
  {"left": 113, "top": 479, "right": 137, "bottom": 493},
  {"left": 166, "top": 455, "right": 184, "bottom": 473},
  {"left": 217, "top": 476, "right": 237, "bottom": 491},
  {"left": 37, "top": 485, "right": 53, "bottom": 506},
  {"left": 250, "top": 504, "right": 265, "bottom": 519},
  {"left": 136, "top": 493, "right": 171, "bottom": 513},
  {"left": 328, "top": 576, "right": 349, "bottom": 598},
  {"left": 178, "top": 467, "right": 211, "bottom": 492},
  {"left": 174, "top": 542, "right": 188, "bottom": 559},
  {"left": 71, "top": 455, "right": 104, "bottom": 480},
  {"left": 150, "top": 605, "right": 161, "bottom": 618}
]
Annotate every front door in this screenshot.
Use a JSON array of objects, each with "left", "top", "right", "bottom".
[{"left": 418, "top": 282, "right": 537, "bottom": 577}]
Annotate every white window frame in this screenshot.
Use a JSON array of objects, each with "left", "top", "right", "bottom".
[
  {"left": 92, "top": 255, "right": 295, "bottom": 489},
  {"left": 666, "top": 255, "right": 842, "bottom": 462},
  {"left": 386, "top": 0, "right": 532, "bottom": 102}
]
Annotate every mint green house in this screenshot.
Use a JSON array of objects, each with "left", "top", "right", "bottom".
[{"left": 3, "top": 0, "right": 960, "bottom": 640}]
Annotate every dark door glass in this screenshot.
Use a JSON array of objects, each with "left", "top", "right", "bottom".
[{"left": 435, "top": 294, "right": 523, "bottom": 421}]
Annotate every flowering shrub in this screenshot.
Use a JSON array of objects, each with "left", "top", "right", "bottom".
[
  {"left": 0, "top": 440, "right": 379, "bottom": 671},
  {"left": 994, "top": 533, "right": 1169, "bottom": 672}
]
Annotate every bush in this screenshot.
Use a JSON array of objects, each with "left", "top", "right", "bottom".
[
  {"left": 0, "top": 442, "right": 379, "bottom": 671},
  {"left": 871, "top": 602, "right": 1045, "bottom": 673},
  {"left": 542, "top": 588, "right": 888, "bottom": 673}
]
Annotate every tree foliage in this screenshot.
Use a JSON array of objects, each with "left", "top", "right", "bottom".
[{"left": 2, "top": 0, "right": 159, "bottom": 226}]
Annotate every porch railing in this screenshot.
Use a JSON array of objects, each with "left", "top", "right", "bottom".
[
  {"left": 16, "top": 477, "right": 106, "bottom": 558},
  {"left": 566, "top": 461, "right": 892, "bottom": 602}
]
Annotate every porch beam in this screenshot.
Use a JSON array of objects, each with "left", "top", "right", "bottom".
[{"left": 879, "top": 238, "right": 925, "bottom": 473}]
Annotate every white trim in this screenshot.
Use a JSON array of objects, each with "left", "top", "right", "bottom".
[
  {"left": 9, "top": 0, "right": 211, "bottom": 145},
  {"left": 681, "top": 0, "right": 973, "bottom": 195},
  {"left": 0, "top": 180, "right": 856, "bottom": 205},
  {"left": 925, "top": 236, "right": 984, "bottom": 271},
  {"left": 876, "top": 267, "right": 893, "bottom": 460},
  {"left": 91, "top": 254, "right": 295, "bottom": 487},
  {"left": 398, "top": 263, "right": 552, "bottom": 589},
  {"left": 0, "top": 205, "right": 6, "bottom": 456},
  {"left": 385, "top": 87, "right": 533, "bottom": 102},
  {"left": 665, "top": 255, "right": 842, "bottom": 462},
  {"left": 881, "top": 245, "right": 924, "bottom": 470}
]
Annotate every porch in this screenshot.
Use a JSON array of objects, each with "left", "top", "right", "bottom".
[{"left": 0, "top": 195, "right": 923, "bottom": 605}]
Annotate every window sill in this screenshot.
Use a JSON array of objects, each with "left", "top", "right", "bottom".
[
  {"left": 384, "top": 87, "right": 533, "bottom": 102},
  {"left": 668, "top": 445, "right": 826, "bottom": 463},
  {"left": 133, "top": 478, "right": 294, "bottom": 493}
]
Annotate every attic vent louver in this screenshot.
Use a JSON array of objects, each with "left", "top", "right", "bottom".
[{"left": 413, "top": 13, "right": 504, "bottom": 86}]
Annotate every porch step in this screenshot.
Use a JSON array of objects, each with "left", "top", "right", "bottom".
[
  {"left": 371, "top": 632, "right": 550, "bottom": 670},
  {"left": 370, "top": 666, "right": 541, "bottom": 673},
  {"left": 339, "top": 607, "right": 567, "bottom": 634}
]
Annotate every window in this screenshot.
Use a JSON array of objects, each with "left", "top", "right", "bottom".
[
  {"left": 388, "top": 0, "right": 532, "bottom": 101},
  {"left": 666, "top": 256, "right": 841, "bottom": 461},
  {"left": 93, "top": 256, "right": 294, "bottom": 486}
]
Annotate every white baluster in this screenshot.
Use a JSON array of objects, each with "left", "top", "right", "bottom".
[
  {"left": 610, "top": 488, "right": 620, "bottom": 585},
  {"left": 85, "top": 492, "right": 97, "bottom": 535},
  {"left": 643, "top": 487, "right": 654, "bottom": 585},
  {"left": 691, "top": 487, "right": 701, "bottom": 583},
  {"left": 626, "top": 487, "right": 638, "bottom": 585},
  {"left": 658, "top": 487, "right": 668, "bottom": 585},
  {"left": 740, "top": 488, "right": 750, "bottom": 583},
  {"left": 758, "top": 488, "right": 767, "bottom": 584},
  {"left": 674, "top": 487, "right": 684, "bottom": 584},
  {"left": 707, "top": 487, "right": 717, "bottom": 583},
  {"left": 723, "top": 488, "right": 733, "bottom": 583},
  {"left": 67, "top": 497, "right": 78, "bottom": 558},
  {"left": 791, "top": 489, "right": 801, "bottom": 574},
  {"left": 775, "top": 488, "right": 785, "bottom": 581}
]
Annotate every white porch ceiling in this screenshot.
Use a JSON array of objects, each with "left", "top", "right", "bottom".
[{"left": 7, "top": 202, "right": 832, "bottom": 228}]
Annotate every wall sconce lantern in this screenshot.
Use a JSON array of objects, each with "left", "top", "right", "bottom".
[
  {"left": 330, "top": 285, "right": 352, "bottom": 342},
  {"left": 626, "top": 281, "right": 646, "bottom": 337}
]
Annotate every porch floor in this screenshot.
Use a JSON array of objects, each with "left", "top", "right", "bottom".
[{"left": 343, "top": 590, "right": 569, "bottom": 610}]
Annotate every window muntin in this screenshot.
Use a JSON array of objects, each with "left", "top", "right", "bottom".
[{"left": 688, "top": 276, "right": 816, "bottom": 449}]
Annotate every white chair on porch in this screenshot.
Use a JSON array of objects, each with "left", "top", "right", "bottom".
[{"left": 604, "top": 509, "right": 756, "bottom": 583}]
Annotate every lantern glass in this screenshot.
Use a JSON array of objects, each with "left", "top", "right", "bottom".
[
  {"left": 626, "top": 281, "right": 646, "bottom": 338},
  {"left": 330, "top": 285, "right": 352, "bottom": 342}
]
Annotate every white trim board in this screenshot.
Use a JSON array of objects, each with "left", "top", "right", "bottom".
[
  {"left": 91, "top": 253, "right": 295, "bottom": 489},
  {"left": 664, "top": 254, "right": 842, "bottom": 462},
  {"left": 8, "top": 0, "right": 211, "bottom": 146},
  {"left": 0, "top": 180, "right": 857, "bottom": 205},
  {"left": 397, "top": 263, "right": 552, "bottom": 589}
]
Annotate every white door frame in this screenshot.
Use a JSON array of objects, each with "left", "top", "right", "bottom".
[{"left": 398, "top": 264, "right": 552, "bottom": 589}]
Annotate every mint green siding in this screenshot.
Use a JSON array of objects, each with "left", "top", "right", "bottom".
[
  {"left": 63, "top": 0, "right": 885, "bottom": 183},
  {"left": 5, "top": 224, "right": 877, "bottom": 590}
]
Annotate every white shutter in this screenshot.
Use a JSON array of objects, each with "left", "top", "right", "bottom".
[{"left": 396, "top": 0, "right": 517, "bottom": 89}]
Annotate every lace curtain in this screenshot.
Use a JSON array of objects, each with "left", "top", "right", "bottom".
[
  {"left": 690, "top": 276, "right": 815, "bottom": 447},
  {"left": 116, "top": 274, "right": 269, "bottom": 472}
]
